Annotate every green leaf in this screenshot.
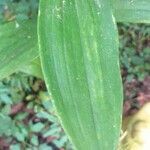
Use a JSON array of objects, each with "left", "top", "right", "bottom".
[
  {"left": 113, "top": 0, "right": 150, "bottom": 23},
  {"left": 14, "top": 131, "right": 25, "bottom": 142},
  {"left": 31, "top": 135, "right": 39, "bottom": 146},
  {"left": 0, "top": 93, "right": 12, "bottom": 104},
  {"left": 0, "top": 114, "right": 13, "bottom": 135},
  {"left": 30, "top": 122, "right": 44, "bottom": 132},
  {"left": 36, "top": 111, "right": 58, "bottom": 123},
  {"left": 53, "top": 136, "right": 68, "bottom": 148},
  {"left": 19, "top": 57, "right": 44, "bottom": 79},
  {"left": 0, "top": 19, "right": 38, "bottom": 80},
  {"left": 43, "top": 126, "right": 61, "bottom": 138},
  {"left": 38, "top": 0, "right": 123, "bottom": 150},
  {"left": 10, "top": 144, "right": 20, "bottom": 150}
]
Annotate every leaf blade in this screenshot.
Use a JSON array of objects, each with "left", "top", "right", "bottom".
[{"left": 38, "top": 0, "right": 123, "bottom": 149}]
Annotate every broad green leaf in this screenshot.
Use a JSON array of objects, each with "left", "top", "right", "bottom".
[
  {"left": 0, "top": 19, "right": 38, "bottom": 80},
  {"left": 38, "top": 0, "right": 123, "bottom": 150},
  {"left": 113, "top": 0, "right": 150, "bottom": 23}
]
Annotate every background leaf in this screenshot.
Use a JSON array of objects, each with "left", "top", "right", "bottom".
[
  {"left": 19, "top": 57, "right": 43, "bottom": 79},
  {"left": 113, "top": 0, "right": 150, "bottom": 23},
  {"left": 0, "top": 19, "right": 38, "bottom": 80}
]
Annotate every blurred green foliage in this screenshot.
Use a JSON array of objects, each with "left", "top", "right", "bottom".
[
  {"left": 0, "top": 0, "right": 38, "bottom": 23},
  {"left": 0, "top": 73, "right": 72, "bottom": 149},
  {"left": 119, "top": 23, "right": 150, "bottom": 81}
]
